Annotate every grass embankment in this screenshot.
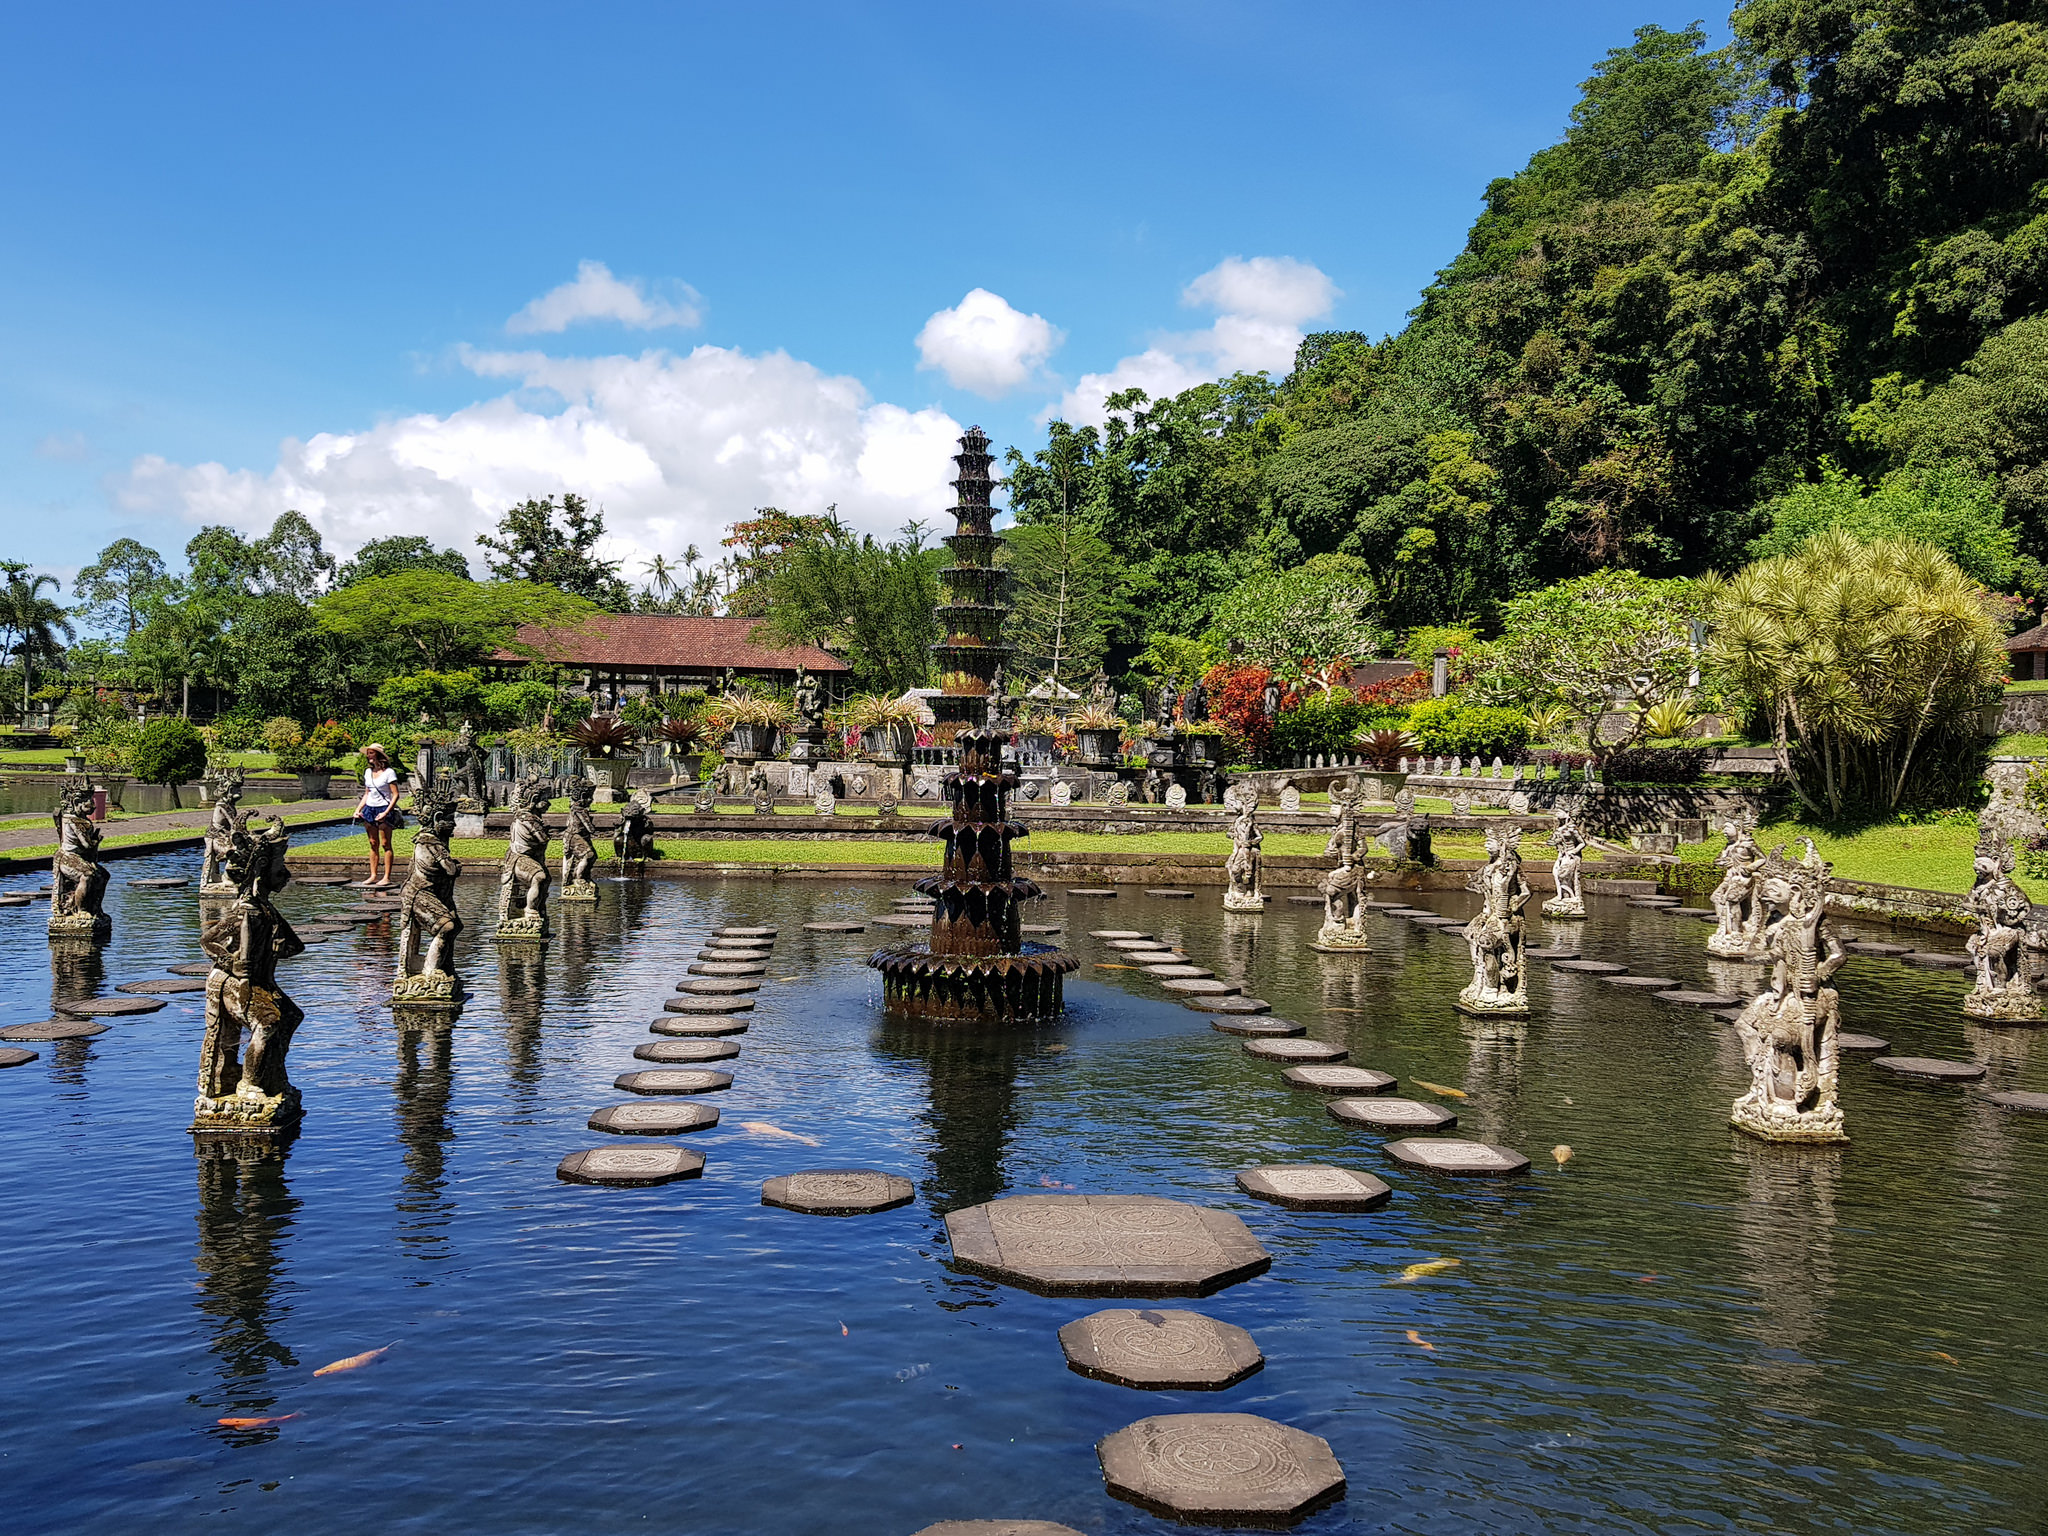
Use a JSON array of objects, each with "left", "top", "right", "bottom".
[
  {"left": 1676, "top": 815, "right": 2042, "bottom": 901},
  {"left": 0, "top": 806, "right": 348, "bottom": 864},
  {"left": 0, "top": 748, "right": 282, "bottom": 771}
]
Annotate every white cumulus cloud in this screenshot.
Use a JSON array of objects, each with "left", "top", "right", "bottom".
[
  {"left": 1051, "top": 255, "right": 1340, "bottom": 427},
  {"left": 115, "top": 345, "right": 963, "bottom": 577},
  {"left": 915, "top": 288, "right": 1063, "bottom": 396},
  {"left": 506, "top": 259, "right": 704, "bottom": 334}
]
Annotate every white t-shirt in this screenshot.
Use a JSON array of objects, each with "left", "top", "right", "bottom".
[{"left": 363, "top": 767, "right": 398, "bottom": 809}]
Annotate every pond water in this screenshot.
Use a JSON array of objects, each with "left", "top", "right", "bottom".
[{"left": 2, "top": 858, "right": 2045, "bottom": 1536}]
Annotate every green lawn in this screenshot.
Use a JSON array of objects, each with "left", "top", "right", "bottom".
[
  {"left": 1677, "top": 815, "right": 2036, "bottom": 900},
  {"left": 0, "top": 748, "right": 284, "bottom": 771},
  {"left": 0, "top": 806, "right": 349, "bottom": 864},
  {"left": 1990, "top": 733, "right": 2048, "bottom": 759}
]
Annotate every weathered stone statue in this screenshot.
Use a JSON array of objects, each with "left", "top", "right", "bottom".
[
  {"left": 1964, "top": 826, "right": 2045, "bottom": 1021},
  {"left": 447, "top": 719, "right": 485, "bottom": 809},
  {"left": 794, "top": 666, "right": 825, "bottom": 727},
  {"left": 199, "top": 765, "right": 245, "bottom": 896},
  {"left": 1542, "top": 802, "right": 1587, "bottom": 918},
  {"left": 1314, "top": 781, "right": 1370, "bottom": 952},
  {"left": 1155, "top": 681, "right": 1179, "bottom": 732},
  {"left": 1458, "top": 825, "right": 1531, "bottom": 1015},
  {"left": 614, "top": 789, "right": 658, "bottom": 867},
  {"left": 392, "top": 788, "right": 463, "bottom": 1005},
  {"left": 193, "top": 814, "right": 304, "bottom": 1135},
  {"left": 559, "top": 777, "right": 600, "bottom": 902},
  {"left": 1261, "top": 677, "right": 1281, "bottom": 720},
  {"left": 1184, "top": 680, "right": 1208, "bottom": 724},
  {"left": 1223, "top": 787, "right": 1266, "bottom": 912},
  {"left": 748, "top": 760, "right": 773, "bottom": 815},
  {"left": 48, "top": 781, "right": 111, "bottom": 941},
  {"left": 1708, "top": 819, "right": 1767, "bottom": 957},
  {"left": 1730, "top": 839, "right": 1848, "bottom": 1144},
  {"left": 1088, "top": 667, "right": 1114, "bottom": 714},
  {"left": 494, "top": 778, "right": 552, "bottom": 941}
]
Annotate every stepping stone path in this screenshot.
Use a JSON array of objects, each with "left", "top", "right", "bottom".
[
  {"left": 587, "top": 1102, "right": 720, "bottom": 1135},
  {"left": 1144, "top": 889, "right": 1195, "bottom": 899},
  {"left": 1837, "top": 1033, "right": 1889, "bottom": 1051},
  {"left": 1328, "top": 1096, "right": 1456, "bottom": 1131},
  {"left": 1605, "top": 975, "right": 1680, "bottom": 989},
  {"left": 1058, "top": 1308, "right": 1263, "bottom": 1390},
  {"left": 1287, "top": 894, "right": 1324, "bottom": 905},
  {"left": 1670, "top": 907, "right": 1715, "bottom": 918},
  {"left": 1990, "top": 1090, "right": 2048, "bottom": 1114},
  {"left": 1282, "top": 1065, "right": 1394, "bottom": 1094},
  {"left": 1162, "top": 978, "right": 1238, "bottom": 996},
  {"left": 1142, "top": 964, "right": 1213, "bottom": 979},
  {"left": 1902, "top": 952, "right": 1972, "bottom": 969},
  {"left": 804, "top": 921, "right": 867, "bottom": 932},
  {"left": 1097, "top": 1413, "right": 1345, "bottom": 1526},
  {"left": 556, "top": 1146, "right": 705, "bottom": 1186},
  {"left": 57, "top": 996, "right": 165, "bottom": 1017},
  {"left": 1211, "top": 1017, "right": 1305, "bottom": 1038},
  {"left": 688, "top": 961, "right": 767, "bottom": 976},
  {"left": 760, "top": 1169, "right": 915, "bottom": 1216},
  {"left": 914, "top": 1524, "right": 1082, "bottom": 1536},
  {"left": 1525, "top": 948, "right": 1580, "bottom": 960},
  {"left": 1236, "top": 1164, "right": 1392, "bottom": 1212},
  {"left": 0, "top": 1020, "right": 107, "bottom": 1041},
  {"left": 1656, "top": 990, "right": 1744, "bottom": 1007},
  {"left": 678, "top": 978, "right": 761, "bottom": 996},
  {"left": 650, "top": 1016, "right": 748, "bottom": 1037},
  {"left": 1019, "top": 924, "right": 1061, "bottom": 935},
  {"left": 1243, "top": 1038, "right": 1346, "bottom": 1063},
  {"left": 1385, "top": 1138, "right": 1531, "bottom": 1176},
  {"left": 1090, "top": 930, "right": 1149, "bottom": 940},
  {"left": 129, "top": 877, "right": 189, "bottom": 888},
  {"left": 872, "top": 913, "right": 931, "bottom": 927},
  {"left": 116, "top": 978, "right": 208, "bottom": 995},
  {"left": 634, "top": 1038, "right": 740, "bottom": 1063},
  {"left": 665, "top": 996, "right": 755, "bottom": 1015},
  {"left": 1183, "top": 996, "right": 1272, "bottom": 1014},
  {"left": 1552, "top": 960, "right": 1627, "bottom": 974},
  {"left": 716, "top": 926, "right": 777, "bottom": 938},
  {"left": 0, "top": 896, "right": 30, "bottom": 907},
  {"left": 1107, "top": 938, "right": 1165, "bottom": 950},
  {"left": 1873, "top": 1056, "right": 1986, "bottom": 1082},
  {"left": 614, "top": 1069, "right": 733, "bottom": 1095},
  {"left": 1069, "top": 888, "right": 1118, "bottom": 897},
  {"left": 944, "top": 1194, "right": 1271, "bottom": 1297},
  {"left": 1849, "top": 942, "right": 1913, "bottom": 956},
  {"left": 0, "top": 1046, "right": 37, "bottom": 1067}
]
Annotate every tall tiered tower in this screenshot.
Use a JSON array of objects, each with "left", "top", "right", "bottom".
[
  {"left": 929, "top": 426, "right": 1009, "bottom": 743},
  {"left": 870, "top": 427, "right": 1077, "bottom": 1024}
]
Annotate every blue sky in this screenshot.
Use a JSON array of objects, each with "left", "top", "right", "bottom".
[{"left": 0, "top": 1, "right": 1727, "bottom": 582}]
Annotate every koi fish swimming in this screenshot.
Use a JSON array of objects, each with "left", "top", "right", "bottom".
[
  {"left": 1553, "top": 1145, "right": 1574, "bottom": 1165},
  {"left": 1394, "top": 1258, "right": 1461, "bottom": 1283},
  {"left": 217, "top": 1413, "right": 300, "bottom": 1429},
  {"left": 739, "top": 1122, "right": 822, "bottom": 1146},
  {"left": 1405, "top": 1329, "right": 1435, "bottom": 1351},
  {"left": 313, "top": 1343, "right": 394, "bottom": 1377},
  {"left": 1413, "top": 1080, "right": 1468, "bottom": 1099}
]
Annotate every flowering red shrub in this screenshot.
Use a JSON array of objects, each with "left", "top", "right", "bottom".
[
  {"left": 1203, "top": 663, "right": 1297, "bottom": 764},
  {"left": 1353, "top": 672, "right": 1429, "bottom": 712}
]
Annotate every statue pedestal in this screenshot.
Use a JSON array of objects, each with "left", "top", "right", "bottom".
[
  {"left": 1730, "top": 1099, "right": 1848, "bottom": 1144},
  {"left": 493, "top": 916, "right": 548, "bottom": 943},
  {"left": 559, "top": 880, "right": 599, "bottom": 904},
  {"left": 1541, "top": 898, "right": 1586, "bottom": 919},
  {"left": 1222, "top": 890, "right": 1266, "bottom": 913},
  {"left": 199, "top": 881, "right": 238, "bottom": 899},
  {"left": 389, "top": 971, "right": 462, "bottom": 1009},
  {"left": 1962, "top": 982, "right": 2044, "bottom": 1022},
  {"left": 1454, "top": 990, "right": 1530, "bottom": 1017},
  {"left": 786, "top": 730, "right": 827, "bottom": 765},
  {"left": 47, "top": 911, "right": 109, "bottom": 942},
  {"left": 191, "top": 1085, "right": 301, "bottom": 1136}
]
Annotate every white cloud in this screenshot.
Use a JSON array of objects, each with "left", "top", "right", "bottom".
[
  {"left": 35, "top": 430, "right": 89, "bottom": 461},
  {"left": 506, "top": 260, "right": 704, "bottom": 334},
  {"left": 1050, "top": 255, "right": 1340, "bottom": 427},
  {"left": 914, "top": 288, "right": 1063, "bottom": 396},
  {"left": 115, "top": 345, "right": 962, "bottom": 576}
]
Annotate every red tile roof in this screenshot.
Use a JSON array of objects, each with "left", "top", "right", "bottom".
[{"left": 495, "top": 614, "right": 848, "bottom": 672}]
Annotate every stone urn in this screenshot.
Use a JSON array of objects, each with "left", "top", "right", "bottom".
[
  {"left": 1184, "top": 734, "right": 1220, "bottom": 766},
  {"left": 1020, "top": 731, "right": 1057, "bottom": 760},
  {"left": 666, "top": 749, "right": 704, "bottom": 785},
  {"left": 859, "top": 723, "right": 914, "bottom": 761},
  {"left": 583, "top": 756, "right": 633, "bottom": 794},
  {"left": 728, "top": 723, "right": 778, "bottom": 759},
  {"left": 62, "top": 752, "right": 86, "bottom": 774},
  {"left": 294, "top": 769, "right": 333, "bottom": 800},
  {"left": 1075, "top": 727, "right": 1121, "bottom": 764}
]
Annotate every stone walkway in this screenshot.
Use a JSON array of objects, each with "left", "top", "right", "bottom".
[{"left": 0, "top": 795, "right": 360, "bottom": 857}]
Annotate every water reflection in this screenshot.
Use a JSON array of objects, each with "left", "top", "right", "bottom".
[
  {"left": 48, "top": 937, "right": 105, "bottom": 1011},
  {"left": 190, "top": 1136, "right": 300, "bottom": 1442},
  {"left": 1730, "top": 1137, "right": 1841, "bottom": 1431},
  {"left": 496, "top": 945, "right": 547, "bottom": 1104},
  {"left": 872, "top": 1021, "right": 1035, "bottom": 1212},
  {"left": 392, "top": 1011, "right": 457, "bottom": 1271}
]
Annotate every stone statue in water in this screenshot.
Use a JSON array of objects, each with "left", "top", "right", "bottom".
[
  {"left": 1729, "top": 839, "right": 1847, "bottom": 1144},
  {"left": 1314, "top": 780, "right": 1370, "bottom": 951},
  {"left": 1707, "top": 819, "right": 1766, "bottom": 956},
  {"left": 559, "top": 777, "right": 600, "bottom": 902},
  {"left": 1541, "top": 800, "right": 1587, "bottom": 918},
  {"left": 48, "top": 781, "right": 111, "bottom": 941},
  {"left": 193, "top": 813, "right": 304, "bottom": 1135},
  {"left": 614, "top": 789, "right": 658, "bottom": 868},
  {"left": 1223, "top": 786, "right": 1266, "bottom": 912},
  {"left": 199, "top": 765, "right": 244, "bottom": 896},
  {"left": 392, "top": 788, "right": 463, "bottom": 1006},
  {"left": 1963, "top": 825, "right": 2045, "bottom": 1021},
  {"left": 494, "top": 778, "right": 553, "bottom": 940},
  {"left": 1458, "top": 824, "right": 1531, "bottom": 1015}
]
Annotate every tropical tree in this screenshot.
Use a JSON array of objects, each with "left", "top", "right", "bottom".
[
  {"left": 311, "top": 572, "right": 600, "bottom": 671},
  {"left": 334, "top": 535, "right": 470, "bottom": 587},
  {"left": 1207, "top": 553, "right": 1389, "bottom": 674},
  {"left": 476, "top": 493, "right": 631, "bottom": 607},
  {"left": 756, "top": 517, "right": 941, "bottom": 693},
  {"left": 1706, "top": 529, "right": 2008, "bottom": 816},
  {"left": 71, "top": 538, "right": 169, "bottom": 636},
  {"left": 0, "top": 567, "right": 75, "bottom": 716}
]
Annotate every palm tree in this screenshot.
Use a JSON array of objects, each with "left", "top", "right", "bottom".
[{"left": 0, "top": 569, "right": 74, "bottom": 720}]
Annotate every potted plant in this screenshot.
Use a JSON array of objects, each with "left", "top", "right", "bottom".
[
  {"left": 129, "top": 716, "right": 208, "bottom": 809},
  {"left": 711, "top": 692, "right": 794, "bottom": 757},
  {"left": 1354, "top": 728, "right": 1418, "bottom": 771},
  {"left": 1068, "top": 705, "right": 1124, "bottom": 763},
  {"left": 1180, "top": 722, "right": 1230, "bottom": 766},
  {"left": 1018, "top": 708, "right": 1059, "bottom": 758},
  {"left": 569, "top": 714, "right": 639, "bottom": 793},
  {"left": 658, "top": 716, "right": 704, "bottom": 783},
  {"left": 272, "top": 721, "right": 353, "bottom": 799},
  {"left": 52, "top": 723, "right": 83, "bottom": 774},
  {"left": 845, "top": 694, "right": 919, "bottom": 760}
]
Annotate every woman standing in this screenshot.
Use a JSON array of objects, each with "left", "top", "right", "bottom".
[{"left": 353, "top": 743, "right": 402, "bottom": 887}]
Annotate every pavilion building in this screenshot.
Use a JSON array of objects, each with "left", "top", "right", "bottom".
[{"left": 490, "top": 614, "right": 847, "bottom": 706}]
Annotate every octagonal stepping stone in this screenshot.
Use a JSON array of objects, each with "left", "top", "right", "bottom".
[
  {"left": 634, "top": 1038, "right": 740, "bottom": 1064},
  {"left": 1119, "top": 949, "right": 1182, "bottom": 963},
  {"left": 1849, "top": 941, "right": 1913, "bottom": 956},
  {"left": 664, "top": 996, "right": 754, "bottom": 1015},
  {"left": 1873, "top": 1056, "right": 1986, "bottom": 1082},
  {"left": 1058, "top": 1308, "right": 1263, "bottom": 1391},
  {"left": 1627, "top": 898, "right": 1678, "bottom": 909},
  {"left": 1605, "top": 974, "right": 1680, "bottom": 988},
  {"left": 614, "top": 1068, "right": 733, "bottom": 1095},
  {"left": 130, "top": 877, "right": 190, "bottom": 888},
  {"left": 1328, "top": 1096, "right": 1456, "bottom": 1131},
  {"left": 1282, "top": 1065, "right": 1394, "bottom": 1094},
  {"left": 1, "top": 1019, "right": 107, "bottom": 1041},
  {"left": 872, "top": 913, "right": 932, "bottom": 927},
  {"left": 0, "top": 896, "right": 31, "bottom": 908},
  {"left": 56, "top": 996, "right": 165, "bottom": 1017},
  {"left": 1020, "top": 924, "right": 1061, "bottom": 935},
  {"left": 697, "top": 951, "right": 770, "bottom": 966},
  {"left": 650, "top": 1015, "right": 749, "bottom": 1037},
  {"left": 943, "top": 1194, "right": 1270, "bottom": 1297},
  {"left": 1903, "top": 952, "right": 1972, "bottom": 969},
  {"left": 914, "top": 1524, "right": 1083, "bottom": 1536},
  {"left": 1142, "top": 964, "right": 1214, "bottom": 979},
  {"left": 1161, "top": 977, "right": 1238, "bottom": 996},
  {"left": 0, "top": 1046, "right": 38, "bottom": 1067},
  {"left": 1244, "top": 1038, "right": 1346, "bottom": 1063},
  {"left": 1655, "top": 990, "right": 1744, "bottom": 1007},
  {"left": 1107, "top": 937, "right": 1163, "bottom": 949},
  {"left": 1380, "top": 907, "right": 1432, "bottom": 916},
  {"left": 116, "top": 978, "right": 209, "bottom": 995},
  {"left": 717, "top": 926, "right": 778, "bottom": 937},
  {"left": 1526, "top": 948, "right": 1580, "bottom": 960},
  {"left": 761, "top": 1168, "right": 915, "bottom": 1216},
  {"left": 804, "top": 921, "right": 868, "bottom": 932},
  {"left": 1069, "top": 888, "right": 1118, "bottom": 897},
  {"left": 1837, "top": 1033, "right": 1889, "bottom": 1052},
  {"left": 1670, "top": 907, "right": 1715, "bottom": 917},
  {"left": 587, "top": 1101, "right": 720, "bottom": 1135},
  {"left": 1385, "top": 1138, "right": 1531, "bottom": 1176},
  {"left": 1287, "top": 894, "right": 1324, "bottom": 905},
  {"left": 1091, "top": 930, "right": 1149, "bottom": 940},
  {"left": 1552, "top": 959, "right": 1627, "bottom": 974},
  {"left": 678, "top": 977, "right": 761, "bottom": 996},
  {"left": 1183, "top": 996, "right": 1272, "bottom": 1014},
  {"left": 1237, "top": 1163, "right": 1392, "bottom": 1212},
  {"left": 1144, "top": 889, "right": 1195, "bottom": 899},
  {"left": 556, "top": 1145, "right": 705, "bottom": 1186},
  {"left": 1211, "top": 1017, "right": 1305, "bottom": 1038},
  {"left": 1098, "top": 1413, "right": 1345, "bottom": 1526},
  {"left": 1990, "top": 1090, "right": 2048, "bottom": 1115},
  {"left": 688, "top": 961, "right": 768, "bottom": 976}
]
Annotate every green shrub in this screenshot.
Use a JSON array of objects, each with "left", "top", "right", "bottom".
[
  {"left": 1273, "top": 691, "right": 1367, "bottom": 755},
  {"left": 1407, "top": 698, "right": 1531, "bottom": 759},
  {"left": 369, "top": 668, "right": 484, "bottom": 722},
  {"left": 131, "top": 718, "right": 208, "bottom": 790},
  {"left": 273, "top": 721, "right": 354, "bottom": 774},
  {"left": 261, "top": 716, "right": 304, "bottom": 752},
  {"left": 211, "top": 708, "right": 263, "bottom": 752},
  {"left": 480, "top": 678, "right": 557, "bottom": 728}
]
